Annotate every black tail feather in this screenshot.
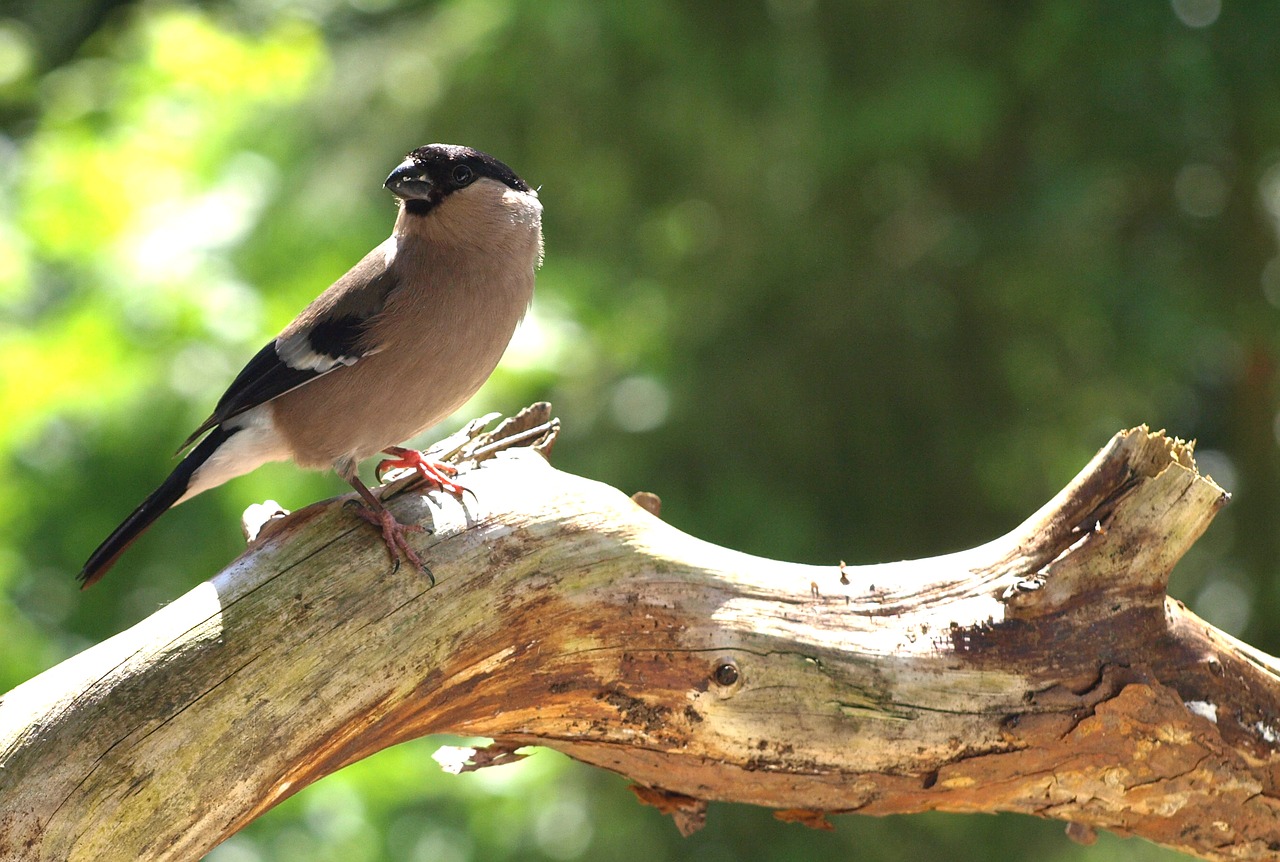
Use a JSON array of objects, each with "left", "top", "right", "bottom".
[{"left": 79, "top": 426, "right": 237, "bottom": 589}]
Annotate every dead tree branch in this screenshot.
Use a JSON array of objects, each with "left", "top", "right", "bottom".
[{"left": 2, "top": 405, "right": 1277, "bottom": 861}]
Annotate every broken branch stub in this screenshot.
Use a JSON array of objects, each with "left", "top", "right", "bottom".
[{"left": 1, "top": 416, "right": 1277, "bottom": 862}]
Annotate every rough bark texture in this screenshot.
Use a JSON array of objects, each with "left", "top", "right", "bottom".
[{"left": 2, "top": 406, "right": 1278, "bottom": 861}]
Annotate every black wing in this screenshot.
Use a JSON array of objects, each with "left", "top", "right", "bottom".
[
  {"left": 176, "top": 244, "right": 399, "bottom": 453},
  {"left": 173, "top": 325, "right": 357, "bottom": 452}
]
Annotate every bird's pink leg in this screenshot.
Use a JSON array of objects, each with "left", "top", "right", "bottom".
[
  {"left": 376, "top": 446, "right": 467, "bottom": 495},
  {"left": 348, "top": 501, "right": 429, "bottom": 578},
  {"left": 339, "top": 463, "right": 432, "bottom": 583}
]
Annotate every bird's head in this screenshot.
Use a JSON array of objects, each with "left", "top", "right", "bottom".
[{"left": 385, "top": 144, "right": 534, "bottom": 216}]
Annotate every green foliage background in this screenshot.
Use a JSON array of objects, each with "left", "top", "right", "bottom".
[{"left": 2, "top": 1, "right": 1279, "bottom": 859}]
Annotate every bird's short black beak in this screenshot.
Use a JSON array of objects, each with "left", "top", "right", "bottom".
[{"left": 384, "top": 158, "right": 433, "bottom": 200}]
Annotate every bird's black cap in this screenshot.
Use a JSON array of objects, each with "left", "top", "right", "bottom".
[{"left": 385, "top": 144, "right": 530, "bottom": 214}]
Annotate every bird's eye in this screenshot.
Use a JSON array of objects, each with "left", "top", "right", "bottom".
[{"left": 452, "top": 164, "right": 475, "bottom": 186}]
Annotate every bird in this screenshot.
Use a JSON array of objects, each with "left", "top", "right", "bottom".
[{"left": 79, "top": 143, "right": 544, "bottom": 588}]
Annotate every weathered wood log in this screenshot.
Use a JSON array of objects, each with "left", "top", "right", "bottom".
[{"left": 2, "top": 405, "right": 1278, "bottom": 861}]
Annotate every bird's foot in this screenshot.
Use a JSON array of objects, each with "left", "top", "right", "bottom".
[
  {"left": 349, "top": 501, "right": 434, "bottom": 585},
  {"left": 376, "top": 446, "right": 468, "bottom": 496}
]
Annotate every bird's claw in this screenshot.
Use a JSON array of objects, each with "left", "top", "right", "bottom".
[
  {"left": 349, "top": 502, "right": 435, "bottom": 585},
  {"left": 376, "top": 447, "right": 469, "bottom": 498}
]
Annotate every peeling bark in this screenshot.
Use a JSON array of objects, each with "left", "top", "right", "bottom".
[{"left": 1, "top": 406, "right": 1277, "bottom": 861}]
